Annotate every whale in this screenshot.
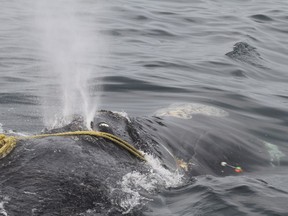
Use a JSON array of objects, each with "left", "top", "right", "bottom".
[{"left": 0, "top": 103, "right": 282, "bottom": 215}]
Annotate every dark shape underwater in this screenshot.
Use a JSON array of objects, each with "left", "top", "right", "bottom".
[{"left": 0, "top": 107, "right": 280, "bottom": 215}]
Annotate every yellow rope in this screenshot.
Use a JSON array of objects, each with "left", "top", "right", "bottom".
[
  {"left": 0, "top": 131, "right": 146, "bottom": 161},
  {"left": 0, "top": 134, "right": 17, "bottom": 159}
]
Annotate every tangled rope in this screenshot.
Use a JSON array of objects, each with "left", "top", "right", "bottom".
[{"left": 0, "top": 131, "right": 146, "bottom": 161}]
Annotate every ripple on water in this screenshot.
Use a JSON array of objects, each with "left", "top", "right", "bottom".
[
  {"left": 230, "top": 69, "right": 247, "bottom": 78},
  {"left": 146, "top": 175, "right": 288, "bottom": 215},
  {"left": 250, "top": 14, "right": 274, "bottom": 22}
]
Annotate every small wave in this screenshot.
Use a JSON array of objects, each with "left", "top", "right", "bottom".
[
  {"left": 0, "top": 93, "right": 38, "bottom": 105},
  {"left": 102, "top": 75, "right": 190, "bottom": 93},
  {"left": 151, "top": 175, "right": 288, "bottom": 215},
  {"left": 144, "top": 29, "right": 176, "bottom": 37},
  {"left": 250, "top": 14, "right": 274, "bottom": 22},
  {"left": 230, "top": 69, "right": 247, "bottom": 78}
]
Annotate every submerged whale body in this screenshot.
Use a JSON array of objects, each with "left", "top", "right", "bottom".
[{"left": 0, "top": 105, "right": 279, "bottom": 215}]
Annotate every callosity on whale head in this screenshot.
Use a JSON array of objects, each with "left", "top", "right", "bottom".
[{"left": 154, "top": 103, "right": 229, "bottom": 119}]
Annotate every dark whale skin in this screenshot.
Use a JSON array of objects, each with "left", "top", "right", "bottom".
[{"left": 0, "top": 110, "right": 272, "bottom": 215}]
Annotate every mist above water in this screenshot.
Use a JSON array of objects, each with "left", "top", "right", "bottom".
[{"left": 33, "top": 0, "right": 105, "bottom": 128}]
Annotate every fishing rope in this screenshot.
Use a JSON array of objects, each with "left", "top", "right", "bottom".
[{"left": 0, "top": 131, "right": 146, "bottom": 161}]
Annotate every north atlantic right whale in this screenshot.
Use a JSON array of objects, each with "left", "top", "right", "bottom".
[{"left": 0, "top": 103, "right": 284, "bottom": 215}]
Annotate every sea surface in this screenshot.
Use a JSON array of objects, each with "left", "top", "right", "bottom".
[{"left": 1, "top": 0, "right": 288, "bottom": 215}]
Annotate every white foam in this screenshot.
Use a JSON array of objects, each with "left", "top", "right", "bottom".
[
  {"left": 263, "top": 140, "right": 285, "bottom": 166},
  {"left": 154, "top": 103, "right": 228, "bottom": 119},
  {"left": 112, "top": 111, "right": 131, "bottom": 123},
  {"left": 0, "top": 196, "right": 10, "bottom": 216},
  {"left": 117, "top": 154, "right": 184, "bottom": 214},
  {"left": 145, "top": 154, "right": 184, "bottom": 187},
  {"left": 118, "top": 182, "right": 148, "bottom": 214}
]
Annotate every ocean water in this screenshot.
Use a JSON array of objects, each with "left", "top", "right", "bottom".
[{"left": 1, "top": 0, "right": 288, "bottom": 215}]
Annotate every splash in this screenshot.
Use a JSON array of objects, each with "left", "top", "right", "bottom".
[
  {"left": 0, "top": 195, "right": 9, "bottom": 216},
  {"left": 33, "top": 0, "right": 105, "bottom": 128},
  {"left": 115, "top": 154, "right": 184, "bottom": 214},
  {"left": 263, "top": 140, "right": 285, "bottom": 166}
]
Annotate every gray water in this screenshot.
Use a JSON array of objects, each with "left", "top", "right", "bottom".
[{"left": 1, "top": 0, "right": 288, "bottom": 215}]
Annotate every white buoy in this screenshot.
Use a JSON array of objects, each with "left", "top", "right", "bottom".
[{"left": 221, "top": 162, "right": 227, "bottom": 167}]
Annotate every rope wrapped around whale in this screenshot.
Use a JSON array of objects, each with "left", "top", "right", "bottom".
[{"left": 0, "top": 131, "right": 146, "bottom": 161}]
